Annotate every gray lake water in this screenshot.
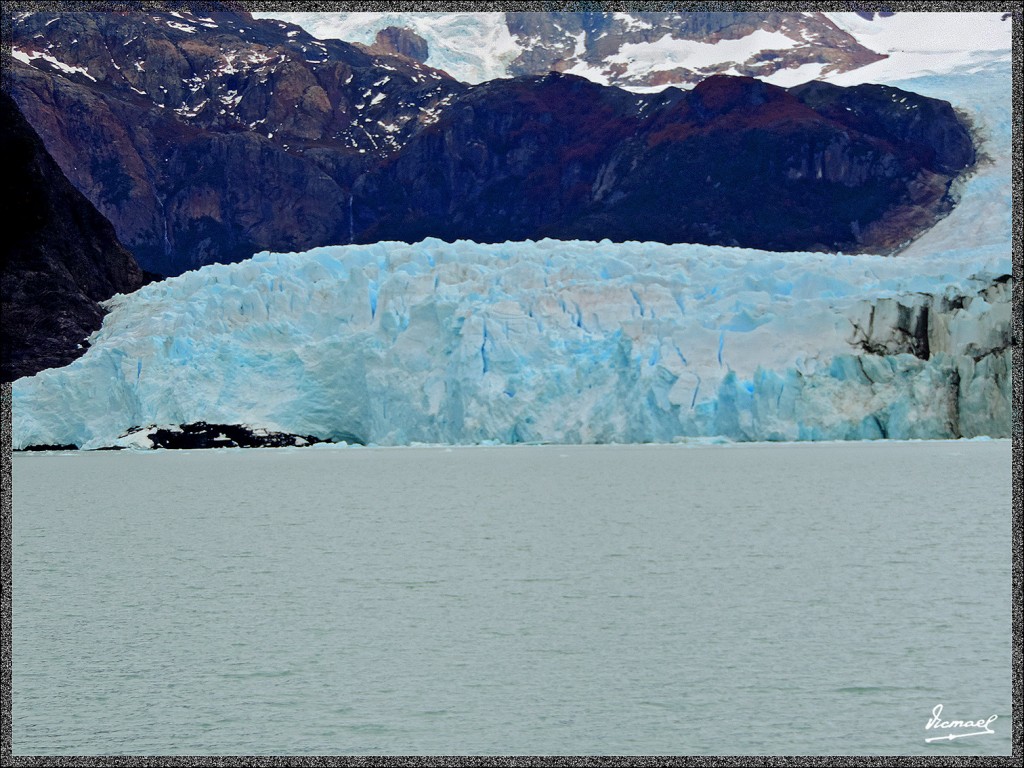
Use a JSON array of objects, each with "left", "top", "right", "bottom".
[{"left": 12, "top": 440, "right": 1012, "bottom": 755}]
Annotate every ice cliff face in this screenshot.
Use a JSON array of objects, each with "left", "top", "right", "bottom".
[{"left": 10, "top": 239, "right": 1011, "bottom": 449}]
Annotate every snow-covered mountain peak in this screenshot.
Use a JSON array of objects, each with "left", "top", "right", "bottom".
[{"left": 253, "top": 10, "right": 1012, "bottom": 90}]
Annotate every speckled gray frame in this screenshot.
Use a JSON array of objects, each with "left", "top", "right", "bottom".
[{"left": 1, "top": 0, "right": 1020, "bottom": 763}]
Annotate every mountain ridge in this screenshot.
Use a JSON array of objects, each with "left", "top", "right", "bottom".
[{"left": 6, "top": 8, "right": 977, "bottom": 275}]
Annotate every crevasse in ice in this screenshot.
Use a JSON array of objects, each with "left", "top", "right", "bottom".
[{"left": 10, "top": 62, "right": 1012, "bottom": 448}]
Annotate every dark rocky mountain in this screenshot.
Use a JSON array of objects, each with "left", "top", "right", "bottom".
[
  {"left": 354, "top": 72, "right": 974, "bottom": 252},
  {"left": 6, "top": 8, "right": 975, "bottom": 275},
  {"left": 1, "top": 90, "right": 145, "bottom": 382},
  {"left": 7, "top": 7, "right": 464, "bottom": 274}
]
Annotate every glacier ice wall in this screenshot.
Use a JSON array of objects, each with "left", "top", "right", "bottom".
[
  {"left": 11, "top": 239, "right": 1011, "bottom": 449},
  {"left": 10, "top": 63, "right": 1013, "bottom": 449}
]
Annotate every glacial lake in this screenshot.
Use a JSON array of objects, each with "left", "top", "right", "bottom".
[{"left": 12, "top": 440, "right": 1012, "bottom": 755}]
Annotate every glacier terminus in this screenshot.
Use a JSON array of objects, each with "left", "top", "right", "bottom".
[{"left": 12, "top": 239, "right": 1011, "bottom": 448}]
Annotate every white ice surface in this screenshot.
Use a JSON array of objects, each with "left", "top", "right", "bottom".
[
  {"left": 825, "top": 12, "right": 1010, "bottom": 54},
  {"left": 822, "top": 12, "right": 1011, "bottom": 85},
  {"left": 759, "top": 62, "right": 827, "bottom": 88},
  {"left": 605, "top": 29, "right": 797, "bottom": 78}
]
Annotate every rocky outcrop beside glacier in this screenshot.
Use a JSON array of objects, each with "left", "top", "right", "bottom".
[
  {"left": 357, "top": 26, "right": 430, "bottom": 64},
  {"left": 0, "top": 91, "right": 144, "bottom": 382},
  {"left": 354, "top": 72, "right": 974, "bottom": 254}
]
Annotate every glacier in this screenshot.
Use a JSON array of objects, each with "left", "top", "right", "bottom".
[
  {"left": 11, "top": 243, "right": 1011, "bottom": 449},
  {"left": 10, "top": 62, "right": 1013, "bottom": 449}
]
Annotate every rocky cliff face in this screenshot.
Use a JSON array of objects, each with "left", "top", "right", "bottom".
[
  {"left": 1, "top": 90, "right": 144, "bottom": 382},
  {"left": 354, "top": 72, "right": 974, "bottom": 253},
  {"left": 357, "top": 26, "right": 430, "bottom": 64},
  {"left": 8, "top": 9, "right": 974, "bottom": 274},
  {"left": 8, "top": 8, "right": 463, "bottom": 274}
]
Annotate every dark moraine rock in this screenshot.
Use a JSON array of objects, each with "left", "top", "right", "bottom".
[{"left": 120, "top": 422, "right": 362, "bottom": 449}]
